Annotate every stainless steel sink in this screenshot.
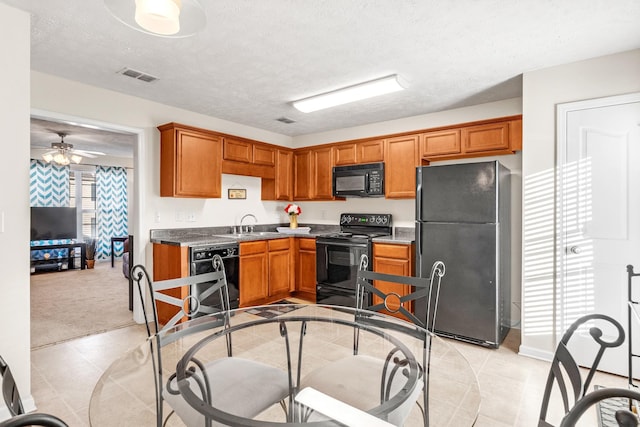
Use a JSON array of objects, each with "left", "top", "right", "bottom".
[{"left": 214, "top": 232, "right": 281, "bottom": 239}]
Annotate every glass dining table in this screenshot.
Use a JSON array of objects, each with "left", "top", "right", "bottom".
[{"left": 89, "top": 304, "right": 480, "bottom": 426}]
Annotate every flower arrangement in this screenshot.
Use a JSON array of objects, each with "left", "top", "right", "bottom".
[
  {"left": 284, "top": 203, "right": 302, "bottom": 216},
  {"left": 284, "top": 204, "right": 301, "bottom": 229}
]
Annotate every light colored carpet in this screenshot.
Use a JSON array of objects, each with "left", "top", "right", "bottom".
[{"left": 30, "top": 260, "right": 135, "bottom": 349}]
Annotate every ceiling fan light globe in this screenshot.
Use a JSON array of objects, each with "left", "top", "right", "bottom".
[
  {"left": 135, "top": 0, "right": 181, "bottom": 35},
  {"left": 42, "top": 153, "right": 54, "bottom": 163},
  {"left": 71, "top": 155, "right": 83, "bottom": 164},
  {"left": 52, "top": 153, "right": 66, "bottom": 164}
]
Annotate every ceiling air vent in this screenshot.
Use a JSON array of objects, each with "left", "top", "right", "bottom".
[
  {"left": 276, "top": 117, "right": 296, "bottom": 124},
  {"left": 118, "top": 67, "right": 158, "bottom": 83}
]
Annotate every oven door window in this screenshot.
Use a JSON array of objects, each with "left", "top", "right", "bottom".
[{"left": 317, "top": 243, "right": 368, "bottom": 289}]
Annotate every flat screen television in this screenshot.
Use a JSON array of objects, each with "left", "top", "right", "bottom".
[{"left": 30, "top": 207, "right": 78, "bottom": 241}]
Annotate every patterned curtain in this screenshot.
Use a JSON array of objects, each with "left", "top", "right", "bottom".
[
  {"left": 96, "top": 166, "right": 128, "bottom": 261},
  {"left": 29, "top": 160, "right": 70, "bottom": 207},
  {"left": 29, "top": 160, "right": 72, "bottom": 260}
]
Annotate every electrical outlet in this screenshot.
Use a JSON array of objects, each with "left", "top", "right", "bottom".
[
  {"left": 187, "top": 212, "right": 196, "bottom": 222},
  {"left": 175, "top": 211, "right": 184, "bottom": 222},
  {"left": 154, "top": 211, "right": 160, "bottom": 223}
]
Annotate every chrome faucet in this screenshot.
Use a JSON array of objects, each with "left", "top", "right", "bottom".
[{"left": 239, "top": 213, "right": 257, "bottom": 233}]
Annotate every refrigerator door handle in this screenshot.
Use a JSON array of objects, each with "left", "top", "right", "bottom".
[{"left": 415, "top": 221, "right": 423, "bottom": 278}]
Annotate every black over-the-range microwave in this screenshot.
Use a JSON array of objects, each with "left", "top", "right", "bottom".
[{"left": 332, "top": 162, "right": 385, "bottom": 197}]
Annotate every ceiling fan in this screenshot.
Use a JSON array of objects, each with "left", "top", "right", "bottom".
[{"left": 41, "top": 133, "right": 105, "bottom": 165}]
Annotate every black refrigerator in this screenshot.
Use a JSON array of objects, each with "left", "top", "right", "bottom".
[{"left": 415, "top": 161, "right": 511, "bottom": 348}]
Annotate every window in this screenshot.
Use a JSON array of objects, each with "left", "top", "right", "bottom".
[{"left": 69, "top": 170, "right": 96, "bottom": 239}]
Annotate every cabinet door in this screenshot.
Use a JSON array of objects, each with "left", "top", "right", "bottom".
[
  {"left": 297, "top": 238, "right": 317, "bottom": 295},
  {"left": 294, "top": 150, "right": 312, "bottom": 200},
  {"left": 358, "top": 139, "right": 384, "bottom": 163},
  {"left": 253, "top": 144, "right": 276, "bottom": 166},
  {"left": 384, "top": 135, "right": 419, "bottom": 199},
  {"left": 462, "top": 121, "right": 509, "bottom": 153},
  {"left": 152, "top": 243, "right": 190, "bottom": 325},
  {"left": 275, "top": 149, "right": 293, "bottom": 200},
  {"left": 269, "top": 250, "right": 291, "bottom": 296},
  {"left": 161, "top": 127, "right": 222, "bottom": 198},
  {"left": 311, "top": 146, "right": 334, "bottom": 200},
  {"left": 223, "top": 137, "right": 253, "bottom": 163},
  {"left": 240, "top": 242, "right": 268, "bottom": 306},
  {"left": 421, "top": 129, "right": 461, "bottom": 157},
  {"left": 334, "top": 143, "right": 357, "bottom": 166},
  {"left": 373, "top": 243, "right": 414, "bottom": 320}
]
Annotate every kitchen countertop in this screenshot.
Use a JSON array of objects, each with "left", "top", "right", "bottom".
[{"left": 150, "top": 224, "right": 415, "bottom": 246}]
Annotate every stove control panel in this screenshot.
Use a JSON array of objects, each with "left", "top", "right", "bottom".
[{"left": 340, "top": 213, "right": 392, "bottom": 227}]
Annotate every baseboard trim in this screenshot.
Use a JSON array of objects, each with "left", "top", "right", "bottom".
[{"left": 519, "top": 345, "right": 553, "bottom": 362}]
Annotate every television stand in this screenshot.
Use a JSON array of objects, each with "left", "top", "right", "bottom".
[{"left": 30, "top": 242, "right": 87, "bottom": 274}]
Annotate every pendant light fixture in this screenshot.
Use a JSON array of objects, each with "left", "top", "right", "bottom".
[{"left": 104, "top": 0, "right": 206, "bottom": 38}]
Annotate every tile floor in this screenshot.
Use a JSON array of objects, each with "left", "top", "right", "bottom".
[{"left": 29, "top": 322, "right": 627, "bottom": 426}]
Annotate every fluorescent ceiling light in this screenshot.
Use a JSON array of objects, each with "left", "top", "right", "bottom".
[{"left": 292, "top": 75, "right": 405, "bottom": 113}]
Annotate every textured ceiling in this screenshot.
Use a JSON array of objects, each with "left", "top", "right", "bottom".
[{"left": 4, "top": 0, "right": 640, "bottom": 151}]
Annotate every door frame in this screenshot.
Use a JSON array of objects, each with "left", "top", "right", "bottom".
[
  {"left": 555, "top": 91, "right": 640, "bottom": 339},
  {"left": 30, "top": 108, "right": 148, "bottom": 324}
]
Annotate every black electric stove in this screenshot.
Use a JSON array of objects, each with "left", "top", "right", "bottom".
[{"left": 316, "top": 213, "right": 392, "bottom": 307}]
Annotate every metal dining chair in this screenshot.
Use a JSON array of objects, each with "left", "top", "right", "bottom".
[
  {"left": 538, "top": 313, "right": 626, "bottom": 427},
  {"left": 300, "top": 254, "right": 445, "bottom": 426},
  {"left": 132, "top": 254, "right": 292, "bottom": 427},
  {"left": 0, "top": 355, "right": 68, "bottom": 427}
]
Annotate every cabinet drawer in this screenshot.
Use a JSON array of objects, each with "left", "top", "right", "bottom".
[
  {"left": 240, "top": 240, "right": 267, "bottom": 255},
  {"left": 373, "top": 243, "right": 410, "bottom": 259},
  {"left": 268, "top": 238, "right": 290, "bottom": 251},
  {"left": 298, "top": 238, "right": 316, "bottom": 251}
]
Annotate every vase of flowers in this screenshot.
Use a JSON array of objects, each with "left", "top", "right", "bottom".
[{"left": 284, "top": 203, "right": 302, "bottom": 229}]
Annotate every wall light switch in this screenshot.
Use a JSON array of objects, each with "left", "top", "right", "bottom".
[
  {"left": 154, "top": 211, "right": 161, "bottom": 223},
  {"left": 175, "top": 211, "right": 184, "bottom": 222}
]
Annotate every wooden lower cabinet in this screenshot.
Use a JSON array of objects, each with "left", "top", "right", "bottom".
[
  {"left": 152, "top": 243, "right": 190, "bottom": 325},
  {"left": 372, "top": 242, "right": 415, "bottom": 320},
  {"left": 240, "top": 238, "right": 291, "bottom": 306},
  {"left": 268, "top": 238, "right": 292, "bottom": 297},
  {"left": 295, "top": 238, "right": 317, "bottom": 300},
  {"left": 239, "top": 241, "right": 268, "bottom": 306}
]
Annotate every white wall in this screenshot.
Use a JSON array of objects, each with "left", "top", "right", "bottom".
[
  {"left": 0, "top": 4, "right": 33, "bottom": 417},
  {"left": 521, "top": 49, "right": 640, "bottom": 359}
]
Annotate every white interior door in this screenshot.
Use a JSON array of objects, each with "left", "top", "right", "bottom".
[{"left": 558, "top": 93, "right": 640, "bottom": 376}]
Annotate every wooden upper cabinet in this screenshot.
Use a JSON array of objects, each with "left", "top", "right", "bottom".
[
  {"left": 334, "top": 139, "right": 384, "bottom": 166},
  {"left": 275, "top": 149, "right": 293, "bottom": 200},
  {"left": 253, "top": 144, "right": 276, "bottom": 166},
  {"left": 334, "top": 143, "right": 357, "bottom": 166},
  {"left": 421, "top": 129, "right": 461, "bottom": 157},
  {"left": 223, "top": 137, "right": 252, "bottom": 163},
  {"left": 385, "top": 134, "right": 419, "bottom": 199},
  {"left": 293, "top": 150, "right": 312, "bottom": 200},
  {"left": 462, "top": 121, "right": 509, "bottom": 153},
  {"left": 311, "top": 146, "right": 335, "bottom": 200},
  {"left": 358, "top": 139, "right": 384, "bottom": 163},
  {"left": 159, "top": 124, "right": 222, "bottom": 198}
]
